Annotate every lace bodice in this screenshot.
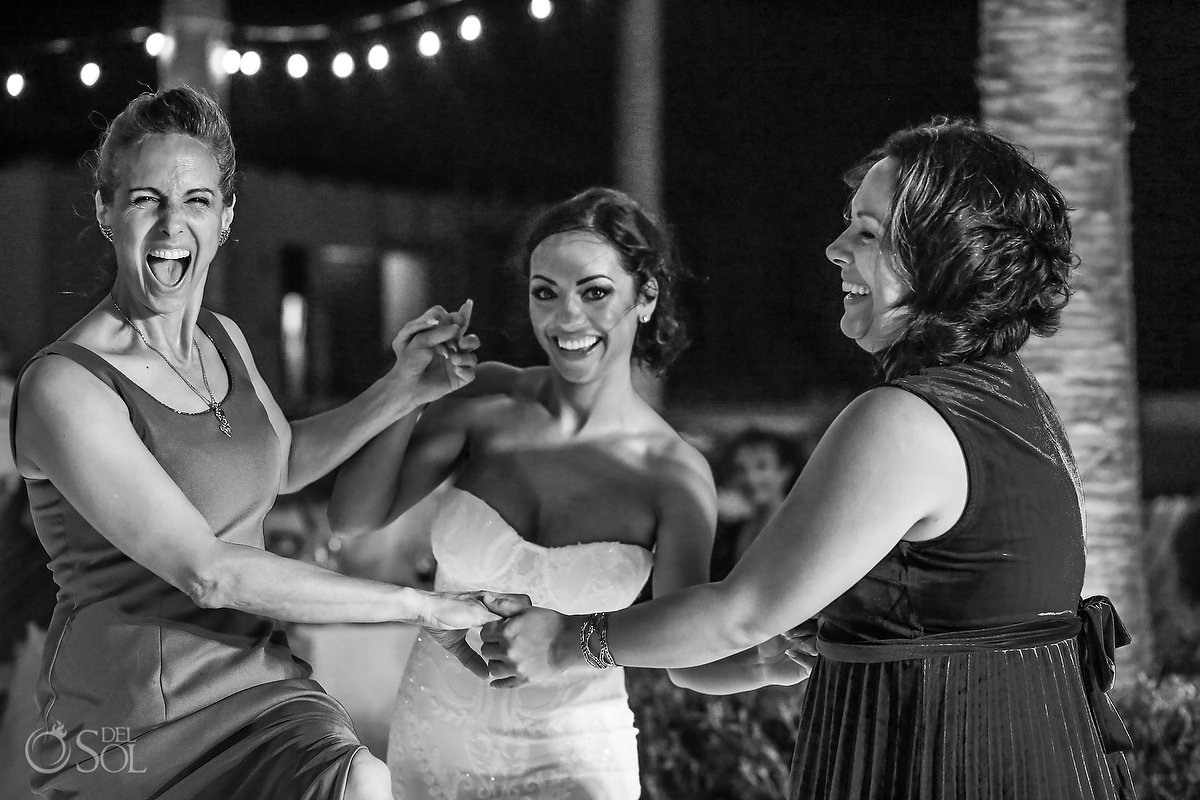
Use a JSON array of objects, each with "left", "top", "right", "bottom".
[
  {"left": 431, "top": 487, "right": 654, "bottom": 613},
  {"left": 388, "top": 487, "right": 652, "bottom": 799}
]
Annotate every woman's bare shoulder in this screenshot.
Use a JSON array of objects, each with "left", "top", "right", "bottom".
[{"left": 641, "top": 421, "right": 716, "bottom": 500}]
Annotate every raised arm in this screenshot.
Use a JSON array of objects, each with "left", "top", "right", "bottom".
[
  {"left": 482, "top": 386, "right": 967, "bottom": 682},
  {"left": 222, "top": 301, "right": 478, "bottom": 496},
  {"left": 327, "top": 394, "right": 477, "bottom": 537},
  {"left": 328, "top": 359, "right": 546, "bottom": 536},
  {"left": 454, "top": 361, "right": 549, "bottom": 398},
  {"left": 13, "top": 355, "right": 497, "bottom": 630}
]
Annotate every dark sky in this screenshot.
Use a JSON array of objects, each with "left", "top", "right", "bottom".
[{"left": 2, "top": 0, "right": 1195, "bottom": 398}]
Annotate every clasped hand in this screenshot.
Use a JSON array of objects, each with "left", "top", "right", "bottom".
[
  {"left": 754, "top": 619, "right": 819, "bottom": 686},
  {"left": 425, "top": 601, "right": 572, "bottom": 688},
  {"left": 390, "top": 299, "right": 480, "bottom": 405},
  {"left": 480, "top": 607, "right": 578, "bottom": 689},
  {"left": 422, "top": 592, "right": 533, "bottom": 680}
]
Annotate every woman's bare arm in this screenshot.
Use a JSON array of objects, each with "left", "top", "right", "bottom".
[
  {"left": 607, "top": 387, "right": 967, "bottom": 666},
  {"left": 481, "top": 387, "right": 967, "bottom": 682},
  {"left": 14, "top": 355, "right": 497, "bottom": 630},
  {"left": 219, "top": 303, "right": 478, "bottom": 495},
  {"left": 327, "top": 396, "right": 476, "bottom": 536}
]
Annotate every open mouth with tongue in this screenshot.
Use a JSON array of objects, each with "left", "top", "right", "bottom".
[{"left": 147, "top": 247, "right": 193, "bottom": 287}]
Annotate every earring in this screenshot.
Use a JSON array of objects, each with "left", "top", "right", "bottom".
[
  {"left": 99, "top": 224, "right": 114, "bottom": 244},
  {"left": 218, "top": 228, "right": 231, "bottom": 246},
  {"left": 639, "top": 315, "right": 650, "bottom": 324}
]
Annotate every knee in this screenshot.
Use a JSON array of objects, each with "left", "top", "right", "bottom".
[{"left": 345, "top": 749, "right": 392, "bottom": 800}]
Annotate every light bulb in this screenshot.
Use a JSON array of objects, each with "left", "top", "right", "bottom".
[{"left": 418, "top": 31, "right": 441, "bottom": 58}]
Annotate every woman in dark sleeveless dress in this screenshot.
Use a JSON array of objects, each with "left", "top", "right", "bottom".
[
  {"left": 481, "top": 119, "right": 1136, "bottom": 799},
  {"left": 8, "top": 87, "right": 512, "bottom": 800}
]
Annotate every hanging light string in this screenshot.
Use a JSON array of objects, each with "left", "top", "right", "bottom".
[
  {"left": 241, "top": 0, "right": 465, "bottom": 43},
  {"left": 3, "top": 0, "right": 561, "bottom": 98}
]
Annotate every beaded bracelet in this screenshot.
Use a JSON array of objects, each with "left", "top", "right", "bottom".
[{"left": 579, "top": 612, "right": 619, "bottom": 669}]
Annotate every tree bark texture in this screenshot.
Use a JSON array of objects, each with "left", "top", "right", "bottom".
[{"left": 978, "top": 0, "right": 1154, "bottom": 679}]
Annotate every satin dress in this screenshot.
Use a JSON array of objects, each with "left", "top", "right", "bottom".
[
  {"left": 791, "top": 354, "right": 1135, "bottom": 800},
  {"left": 11, "top": 310, "right": 364, "bottom": 800}
]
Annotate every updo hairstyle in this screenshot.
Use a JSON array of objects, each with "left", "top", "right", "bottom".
[{"left": 514, "top": 187, "right": 691, "bottom": 374}]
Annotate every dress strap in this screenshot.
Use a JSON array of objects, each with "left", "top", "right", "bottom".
[
  {"left": 9, "top": 342, "right": 123, "bottom": 466},
  {"left": 195, "top": 308, "right": 247, "bottom": 381}
]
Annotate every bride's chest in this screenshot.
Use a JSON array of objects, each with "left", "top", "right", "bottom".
[{"left": 455, "top": 448, "right": 661, "bottom": 550}]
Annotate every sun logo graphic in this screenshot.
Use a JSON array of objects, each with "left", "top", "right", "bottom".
[{"left": 25, "top": 721, "right": 71, "bottom": 775}]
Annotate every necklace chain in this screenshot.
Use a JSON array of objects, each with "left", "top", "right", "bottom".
[{"left": 109, "top": 295, "right": 232, "bottom": 438}]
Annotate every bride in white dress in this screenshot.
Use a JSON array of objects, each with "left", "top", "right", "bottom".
[{"left": 328, "top": 187, "right": 719, "bottom": 799}]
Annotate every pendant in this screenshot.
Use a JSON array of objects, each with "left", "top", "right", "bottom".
[{"left": 211, "top": 402, "right": 233, "bottom": 438}]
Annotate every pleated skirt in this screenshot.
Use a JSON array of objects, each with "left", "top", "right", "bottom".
[{"left": 790, "top": 639, "right": 1133, "bottom": 800}]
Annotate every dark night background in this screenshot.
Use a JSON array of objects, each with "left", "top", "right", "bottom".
[{"left": 2, "top": 0, "right": 1196, "bottom": 402}]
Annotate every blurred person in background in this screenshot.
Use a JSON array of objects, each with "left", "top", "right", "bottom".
[
  {"left": 9, "top": 86, "right": 511, "bottom": 800},
  {"left": 710, "top": 428, "right": 805, "bottom": 581},
  {"left": 331, "top": 188, "right": 806, "bottom": 799},
  {"left": 482, "top": 119, "right": 1136, "bottom": 800}
]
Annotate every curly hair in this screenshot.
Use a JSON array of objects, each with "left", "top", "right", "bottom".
[
  {"left": 91, "top": 86, "right": 237, "bottom": 206},
  {"left": 844, "top": 118, "right": 1077, "bottom": 380},
  {"left": 514, "top": 187, "right": 691, "bottom": 375}
]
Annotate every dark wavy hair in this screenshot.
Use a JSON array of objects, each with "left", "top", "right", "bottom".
[
  {"left": 514, "top": 187, "right": 691, "bottom": 375},
  {"left": 91, "top": 86, "right": 237, "bottom": 206},
  {"left": 844, "top": 118, "right": 1076, "bottom": 380}
]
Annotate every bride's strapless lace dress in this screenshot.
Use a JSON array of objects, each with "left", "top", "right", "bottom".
[{"left": 388, "top": 488, "right": 654, "bottom": 800}]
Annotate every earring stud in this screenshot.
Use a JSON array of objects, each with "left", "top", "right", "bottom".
[{"left": 639, "top": 315, "right": 650, "bottom": 324}]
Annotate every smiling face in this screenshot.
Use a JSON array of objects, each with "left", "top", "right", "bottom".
[
  {"left": 96, "top": 133, "right": 233, "bottom": 312},
  {"left": 825, "top": 156, "right": 909, "bottom": 353},
  {"left": 528, "top": 231, "right": 654, "bottom": 384}
]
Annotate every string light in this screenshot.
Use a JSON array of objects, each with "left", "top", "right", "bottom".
[
  {"left": 80, "top": 62, "right": 101, "bottom": 87},
  {"left": 459, "top": 15, "right": 482, "bottom": 42},
  {"left": 241, "top": 50, "right": 262, "bottom": 75},
  {"left": 368, "top": 44, "right": 389, "bottom": 70},
  {"left": 2, "top": 1, "right": 586, "bottom": 97},
  {"left": 287, "top": 53, "right": 309, "bottom": 79},
  {"left": 332, "top": 51, "right": 354, "bottom": 78},
  {"left": 418, "top": 31, "right": 441, "bottom": 58},
  {"left": 144, "top": 32, "right": 165, "bottom": 58}
]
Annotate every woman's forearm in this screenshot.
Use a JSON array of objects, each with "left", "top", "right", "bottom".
[
  {"left": 196, "top": 540, "right": 432, "bottom": 624},
  {"left": 284, "top": 373, "right": 420, "bottom": 493},
  {"left": 606, "top": 581, "right": 770, "bottom": 670},
  {"left": 327, "top": 412, "right": 421, "bottom": 536},
  {"left": 667, "top": 647, "right": 776, "bottom": 695}
]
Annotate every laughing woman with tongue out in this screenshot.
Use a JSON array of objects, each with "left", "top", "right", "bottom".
[
  {"left": 7, "top": 86, "right": 520, "bottom": 800},
  {"left": 482, "top": 120, "right": 1138, "bottom": 800}
]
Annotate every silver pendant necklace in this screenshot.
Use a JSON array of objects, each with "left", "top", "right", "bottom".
[{"left": 110, "top": 295, "right": 232, "bottom": 437}]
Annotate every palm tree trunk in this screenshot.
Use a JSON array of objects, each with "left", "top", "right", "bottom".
[{"left": 978, "top": 0, "right": 1154, "bottom": 679}]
